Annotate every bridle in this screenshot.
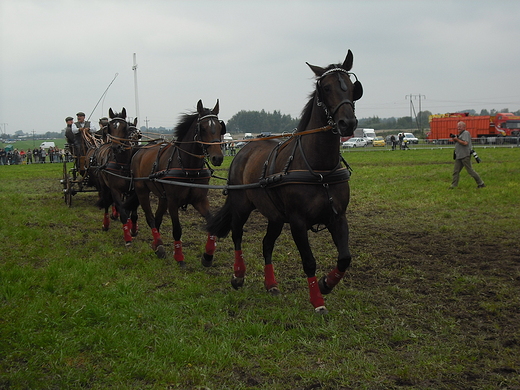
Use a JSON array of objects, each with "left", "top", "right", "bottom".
[
  {"left": 106, "top": 118, "right": 141, "bottom": 152},
  {"left": 194, "top": 113, "right": 224, "bottom": 157},
  {"left": 315, "top": 68, "right": 358, "bottom": 132}
]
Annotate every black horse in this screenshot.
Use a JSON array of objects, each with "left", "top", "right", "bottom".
[
  {"left": 207, "top": 50, "right": 363, "bottom": 313},
  {"left": 125, "top": 100, "right": 225, "bottom": 265},
  {"left": 90, "top": 108, "right": 141, "bottom": 245}
]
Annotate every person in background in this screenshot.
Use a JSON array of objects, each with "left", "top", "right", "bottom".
[
  {"left": 33, "top": 148, "right": 39, "bottom": 163},
  {"left": 0, "top": 148, "right": 6, "bottom": 165},
  {"left": 64, "top": 116, "right": 75, "bottom": 154},
  {"left": 26, "top": 149, "right": 33, "bottom": 164},
  {"left": 450, "top": 121, "right": 485, "bottom": 189},
  {"left": 72, "top": 112, "right": 97, "bottom": 154}
]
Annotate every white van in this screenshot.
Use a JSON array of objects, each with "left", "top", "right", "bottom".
[{"left": 39, "top": 142, "right": 55, "bottom": 149}]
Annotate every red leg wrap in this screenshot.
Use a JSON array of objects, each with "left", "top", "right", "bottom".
[
  {"left": 112, "top": 205, "right": 119, "bottom": 218},
  {"left": 152, "top": 228, "right": 161, "bottom": 243},
  {"left": 174, "top": 241, "right": 184, "bottom": 262},
  {"left": 264, "top": 264, "right": 278, "bottom": 290},
  {"left": 131, "top": 221, "right": 138, "bottom": 235},
  {"left": 102, "top": 213, "right": 110, "bottom": 230},
  {"left": 122, "top": 219, "right": 132, "bottom": 243},
  {"left": 326, "top": 267, "right": 345, "bottom": 289},
  {"left": 205, "top": 234, "right": 217, "bottom": 255},
  {"left": 308, "top": 276, "right": 325, "bottom": 309},
  {"left": 234, "top": 250, "right": 246, "bottom": 278}
]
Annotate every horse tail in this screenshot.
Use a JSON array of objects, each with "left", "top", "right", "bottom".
[{"left": 206, "top": 198, "right": 233, "bottom": 238}]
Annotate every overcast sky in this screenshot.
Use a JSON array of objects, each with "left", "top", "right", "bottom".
[{"left": 1, "top": 0, "right": 519, "bottom": 134}]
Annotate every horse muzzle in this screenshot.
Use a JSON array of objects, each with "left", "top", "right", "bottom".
[{"left": 336, "top": 117, "right": 358, "bottom": 137}]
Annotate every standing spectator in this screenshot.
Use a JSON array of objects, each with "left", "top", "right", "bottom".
[
  {"left": 40, "top": 147, "right": 46, "bottom": 163},
  {"left": 20, "top": 149, "right": 26, "bottom": 164},
  {"left": 0, "top": 148, "right": 6, "bottom": 165},
  {"left": 33, "top": 148, "right": 39, "bottom": 163},
  {"left": 398, "top": 133, "right": 404, "bottom": 150},
  {"left": 48, "top": 147, "right": 54, "bottom": 163},
  {"left": 390, "top": 135, "right": 397, "bottom": 151},
  {"left": 450, "top": 121, "right": 485, "bottom": 189},
  {"left": 26, "top": 149, "right": 33, "bottom": 164}
]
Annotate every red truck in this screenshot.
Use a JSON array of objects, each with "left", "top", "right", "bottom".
[{"left": 427, "top": 112, "right": 520, "bottom": 141}]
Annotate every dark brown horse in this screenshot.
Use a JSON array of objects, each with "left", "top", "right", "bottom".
[
  {"left": 206, "top": 50, "right": 363, "bottom": 313},
  {"left": 125, "top": 100, "right": 225, "bottom": 266},
  {"left": 90, "top": 108, "right": 141, "bottom": 245}
]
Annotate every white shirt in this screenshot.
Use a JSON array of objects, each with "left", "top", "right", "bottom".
[{"left": 72, "top": 121, "right": 97, "bottom": 134}]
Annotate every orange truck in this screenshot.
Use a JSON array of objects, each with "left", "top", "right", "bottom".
[{"left": 427, "top": 112, "right": 520, "bottom": 141}]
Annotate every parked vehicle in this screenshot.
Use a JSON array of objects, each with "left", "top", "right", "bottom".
[
  {"left": 342, "top": 137, "right": 367, "bottom": 148},
  {"left": 372, "top": 136, "right": 386, "bottom": 147},
  {"left": 428, "top": 112, "right": 520, "bottom": 141},
  {"left": 352, "top": 128, "right": 376, "bottom": 144},
  {"left": 402, "top": 133, "right": 419, "bottom": 144}
]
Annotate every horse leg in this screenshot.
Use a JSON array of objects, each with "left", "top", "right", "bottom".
[
  {"left": 130, "top": 208, "right": 138, "bottom": 237},
  {"left": 319, "top": 214, "right": 351, "bottom": 295},
  {"left": 230, "top": 208, "right": 253, "bottom": 290},
  {"left": 136, "top": 186, "right": 165, "bottom": 258},
  {"left": 111, "top": 204, "right": 119, "bottom": 220},
  {"left": 289, "top": 219, "right": 327, "bottom": 314},
  {"left": 115, "top": 195, "right": 132, "bottom": 247},
  {"left": 168, "top": 203, "right": 185, "bottom": 267},
  {"left": 262, "top": 220, "right": 284, "bottom": 295},
  {"left": 102, "top": 205, "right": 110, "bottom": 231},
  {"left": 192, "top": 198, "right": 217, "bottom": 267}
]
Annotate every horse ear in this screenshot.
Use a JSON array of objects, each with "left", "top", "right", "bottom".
[
  {"left": 213, "top": 99, "right": 220, "bottom": 115},
  {"left": 353, "top": 80, "right": 363, "bottom": 101},
  {"left": 219, "top": 121, "right": 226, "bottom": 135},
  {"left": 122, "top": 107, "right": 127, "bottom": 118},
  {"left": 341, "top": 50, "right": 353, "bottom": 72},
  {"left": 197, "top": 100, "right": 203, "bottom": 114},
  {"left": 109, "top": 108, "right": 115, "bottom": 119},
  {"left": 306, "top": 62, "right": 325, "bottom": 78},
  {"left": 133, "top": 118, "right": 138, "bottom": 126}
]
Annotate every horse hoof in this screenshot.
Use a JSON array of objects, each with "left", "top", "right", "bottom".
[
  {"left": 318, "top": 275, "right": 333, "bottom": 295},
  {"left": 177, "top": 261, "right": 186, "bottom": 268},
  {"left": 102, "top": 226, "right": 109, "bottom": 232},
  {"left": 314, "top": 306, "right": 328, "bottom": 315},
  {"left": 267, "top": 286, "right": 281, "bottom": 296},
  {"left": 155, "top": 245, "right": 166, "bottom": 259},
  {"left": 201, "top": 253, "right": 213, "bottom": 267},
  {"left": 231, "top": 276, "right": 244, "bottom": 290},
  {"left": 125, "top": 241, "right": 132, "bottom": 248},
  {"left": 131, "top": 230, "right": 138, "bottom": 237}
]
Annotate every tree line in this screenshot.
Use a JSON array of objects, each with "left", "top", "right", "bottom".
[{"left": 4, "top": 108, "right": 519, "bottom": 140}]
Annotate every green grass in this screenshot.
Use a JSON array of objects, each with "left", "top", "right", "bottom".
[{"left": 0, "top": 148, "right": 519, "bottom": 389}]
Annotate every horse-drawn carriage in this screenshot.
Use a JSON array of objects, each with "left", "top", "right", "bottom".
[{"left": 60, "top": 126, "right": 103, "bottom": 207}]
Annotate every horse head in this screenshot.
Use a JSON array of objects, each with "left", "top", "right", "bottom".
[
  {"left": 108, "top": 108, "right": 136, "bottom": 152},
  {"left": 306, "top": 50, "right": 363, "bottom": 136},
  {"left": 196, "top": 99, "right": 225, "bottom": 166}
]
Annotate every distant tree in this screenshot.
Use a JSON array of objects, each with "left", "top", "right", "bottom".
[
  {"left": 226, "top": 110, "right": 298, "bottom": 134},
  {"left": 480, "top": 109, "right": 490, "bottom": 116}
]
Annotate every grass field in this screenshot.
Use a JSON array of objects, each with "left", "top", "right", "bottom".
[{"left": 0, "top": 147, "right": 519, "bottom": 389}]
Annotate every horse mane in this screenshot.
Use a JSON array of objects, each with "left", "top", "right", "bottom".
[
  {"left": 297, "top": 63, "right": 342, "bottom": 132},
  {"left": 173, "top": 108, "right": 209, "bottom": 141}
]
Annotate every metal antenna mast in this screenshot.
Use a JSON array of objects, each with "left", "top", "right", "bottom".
[{"left": 133, "top": 53, "right": 140, "bottom": 126}]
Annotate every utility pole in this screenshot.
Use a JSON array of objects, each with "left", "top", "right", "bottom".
[
  {"left": 0, "top": 123, "right": 7, "bottom": 136},
  {"left": 405, "top": 94, "right": 426, "bottom": 131},
  {"left": 144, "top": 117, "right": 150, "bottom": 130},
  {"left": 133, "top": 53, "right": 140, "bottom": 126}
]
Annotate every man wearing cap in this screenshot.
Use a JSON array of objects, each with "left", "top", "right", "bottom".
[
  {"left": 71, "top": 112, "right": 97, "bottom": 156},
  {"left": 64, "top": 116, "right": 75, "bottom": 154}
]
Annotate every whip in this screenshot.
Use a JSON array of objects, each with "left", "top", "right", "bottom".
[{"left": 87, "top": 73, "right": 119, "bottom": 122}]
